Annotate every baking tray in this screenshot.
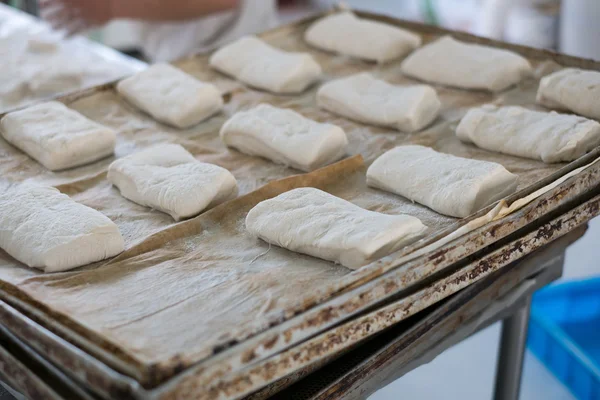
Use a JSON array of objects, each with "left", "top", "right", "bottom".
[
  {"left": 1, "top": 9, "right": 600, "bottom": 399},
  {"left": 0, "top": 223, "right": 587, "bottom": 400},
  {"left": 1, "top": 190, "right": 598, "bottom": 400}
]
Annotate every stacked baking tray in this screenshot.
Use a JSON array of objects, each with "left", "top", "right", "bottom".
[{"left": 1, "top": 10, "right": 600, "bottom": 400}]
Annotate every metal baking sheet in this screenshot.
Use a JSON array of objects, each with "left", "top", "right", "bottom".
[
  {"left": 0, "top": 224, "right": 565, "bottom": 400},
  {"left": 0, "top": 219, "right": 589, "bottom": 400},
  {"left": 1, "top": 9, "right": 600, "bottom": 399}
]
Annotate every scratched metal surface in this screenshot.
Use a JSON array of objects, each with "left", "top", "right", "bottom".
[{"left": 1, "top": 10, "right": 600, "bottom": 400}]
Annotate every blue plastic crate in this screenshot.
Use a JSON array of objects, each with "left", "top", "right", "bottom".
[{"left": 528, "top": 277, "right": 600, "bottom": 400}]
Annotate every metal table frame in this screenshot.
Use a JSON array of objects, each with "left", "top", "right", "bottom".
[{"left": 494, "top": 296, "right": 532, "bottom": 400}]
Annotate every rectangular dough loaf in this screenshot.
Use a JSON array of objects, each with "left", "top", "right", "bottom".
[
  {"left": 456, "top": 105, "right": 600, "bottom": 163},
  {"left": 0, "top": 184, "right": 124, "bottom": 272},
  {"left": 0, "top": 101, "right": 116, "bottom": 171},
  {"left": 245, "top": 187, "right": 427, "bottom": 269},
  {"left": 317, "top": 72, "right": 440, "bottom": 132},
  {"left": 220, "top": 104, "right": 348, "bottom": 171},
  {"left": 108, "top": 144, "right": 238, "bottom": 221},
  {"left": 367, "top": 145, "right": 518, "bottom": 218},
  {"left": 209, "top": 36, "right": 322, "bottom": 94},
  {"left": 117, "top": 63, "right": 223, "bottom": 129},
  {"left": 304, "top": 12, "right": 421, "bottom": 63},
  {"left": 537, "top": 68, "right": 600, "bottom": 121},
  {"left": 400, "top": 36, "right": 532, "bottom": 92}
]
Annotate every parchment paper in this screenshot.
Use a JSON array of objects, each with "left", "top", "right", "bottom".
[{"left": 0, "top": 15, "right": 577, "bottom": 377}]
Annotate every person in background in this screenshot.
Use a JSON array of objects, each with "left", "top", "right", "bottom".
[{"left": 39, "top": 0, "right": 279, "bottom": 62}]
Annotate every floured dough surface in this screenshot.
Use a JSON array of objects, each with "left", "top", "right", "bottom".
[
  {"left": 400, "top": 36, "right": 532, "bottom": 92},
  {"left": 245, "top": 187, "right": 427, "bottom": 269},
  {"left": 317, "top": 72, "right": 440, "bottom": 132},
  {"left": 209, "top": 36, "right": 322, "bottom": 94},
  {"left": 456, "top": 105, "right": 600, "bottom": 163},
  {"left": 108, "top": 144, "right": 238, "bottom": 221},
  {"left": 367, "top": 145, "right": 518, "bottom": 218},
  {"left": 220, "top": 104, "right": 348, "bottom": 171},
  {"left": 117, "top": 63, "right": 223, "bottom": 128},
  {"left": 304, "top": 12, "right": 421, "bottom": 63},
  {"left": 0, "top": 184, "right": 124, "bottom": 273},
  {"left": 537, "top": 68, "right": 600, "bottom": 121},
  {"left": 0, "top": 101, "right": 116, "bottom": 170}
]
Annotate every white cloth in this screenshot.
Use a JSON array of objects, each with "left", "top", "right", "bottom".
[{"left": 138, "top": 0, "right": 278, "bottom": 62}]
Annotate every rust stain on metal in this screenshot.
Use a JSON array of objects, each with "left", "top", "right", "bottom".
[
  {"left": 428, "top": 248, "right": 449, "bottom": 265},
  {"left": 262, "top": 336, "right": 278, "bottom": 350},
  {"left": 283, "top": 331, "right": 292, "bottom": 344},
  {"left": 384, "top": 280, "right": 399, "bottom": 293},
  {"left": 535, "top": 220, "right": 563, "bottom": 241},
  {"left": 241, "top": 350, "right": 257, "bottom": 364}
]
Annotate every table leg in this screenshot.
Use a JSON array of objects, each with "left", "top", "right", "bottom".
[{"left": 493, "top": 295, "right": 532, "bottom": 400}]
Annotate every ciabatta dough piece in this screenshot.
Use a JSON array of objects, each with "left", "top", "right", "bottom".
[
  {"left": 209, "top": 36, "right": 322, "bottom": 94},
  {"left": 537, "top": 68, "right": 600, "bottom": 120},
  {"left": 117, "top": 63, "right": 223, "bottom": 128},
  {"left": 108, "top": 144, "right": 238, "bottom": 221},
  {"left": 245, "top": 188, "right": 427, "bottom": 269},
  {"left": 456, "top": 105, "right": 600, "bottom": 163},
  {"left": 0, "top": 184, "right": 124, "bottom": 272},
  {"left": 0, "top": 101, "right": 116, "bottom": 170},
  {"left": 400, "top": 36, "right": 532, "bottom": 92},
  {"left": 367, "top": 145, "right": 518, "bottom": 218},
  {"left": 317, "top": 73, "right": 440, "bottom": 132},
  {"left": 220, "top": 104, "right": 348, "bottom": 171},
  {"left": 304, "top": 12, "right": 421, "bottom": 63}
]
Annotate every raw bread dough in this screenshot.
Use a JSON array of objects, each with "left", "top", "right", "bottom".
[
  {"left": 0, "top": 184, "right": 124, "bottom": 272},
  {"left": 537, "top": 68, "right": 600, "bottom": 120},
  {"left": 400, "top": 36, "right": 532, "bottom": 92},
  {"left": 220, "top": 104, "right": 348, "bottom": 171},
  {"left": 108, "top": 144, "right": 238, "bottom": 221},
  {"left": 456, "top": 105, "right": 600, "bottom": 163},
  {"left": 367, "top": 145, "right": 518, "bottom": 218},
  {"left": 304, "top": 12, "right": 421, "bottom": 63},
  {"left": 0, "top": 101, "right": 116, "bottom": 171},
  {"left": 245, "top": 187, "right": 427, "bottom": 269},
  {"left": 209, "top": 36, "right": 322, "bottom": 94},
  {"left": 117, "top": 63, "right": 223, "bottom": 128},
  {"left": 317, "top": 72, "right": 440, "bottom": 132}
]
